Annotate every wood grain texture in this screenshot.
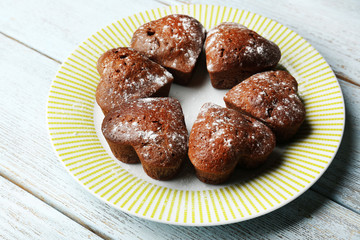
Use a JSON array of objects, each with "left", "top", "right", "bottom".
[
  {"left": 0, "top": 0, "right": 163, "bottom": 62},
  {"left": 312, "top": 80, "right": 360, "bottom": 213},
  {"left": 0, "top": 0, "right": 360, "bottom": 239},
  {"left": 0, "top": 177, "right": 101, "bottom": 240},
  {"left": 0, "top": 17, "right": 359, "bottom": 240},
  {"left": 0, "top": 0, "right": 359, "bottom": 84},
  {"left": 172, "top": 0, "right": 360, "bottom": 84}
]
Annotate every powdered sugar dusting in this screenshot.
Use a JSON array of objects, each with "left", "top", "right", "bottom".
[
  {"left": 97, "top": 48, "right": 173, "bottom": 113},
  {"left": 103, "top": 98, "right": 188, "bottom": 166},
  {"left": 192, "top": 103, "right": 274, "bottom": 155},
  {"left": 131, "top": 14, "right": 205, "bottom": 72},
  {"left": 145, "top": 71, "right": 170, "bottom": 87},
  {"left": 224, "top": 70, "right": 305, "bottom": 136},
  {"left": 205, "top": 22, "right": 280, "bottom": 72},
  {"left": 189, "top": 103, "right": 275, "bottom": 174}
]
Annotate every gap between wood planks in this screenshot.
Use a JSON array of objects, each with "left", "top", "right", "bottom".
[
  {"left": 0, "top": 32, "right": 62, "bottom": 64},
  {"left": 336, "top": 73, "right": 360, "bottom": 88},
  {"left": 1, "top": 25, "right": 359, "bottom": 237},
  {"left": 2, "top": 29, "right": 358, "bottom": 90},
  {"left": 161, "top": 0, "right": 189, "bottom": 5},
  {"left": 154, "top": 0, "right": 172, "bottom": 6},
  {"left": 139, "top": 0, "right": 360, "bottom": 89},
  {"left": 0, "top": 172, "right": 110, "bottom": 240}
]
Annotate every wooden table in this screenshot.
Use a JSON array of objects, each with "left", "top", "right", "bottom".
[{"left": 1, "top": 0, "right": 359, "bottom": 239}]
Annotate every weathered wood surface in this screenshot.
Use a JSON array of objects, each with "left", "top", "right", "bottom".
[
  {"left": 0, "top": 0, "right": 359, "bottom": 84},
  {"left": 178, "top": 0, "right": 360, "bottom": 85},
  {"left": 0, "top": 177, "right": 101, "bottom": 240},
  {"left": 312, "top": 80, "right": 360, "bottom": 214},
  {"left": 0, "top": 0, "right": 359, "bottom": 239}
]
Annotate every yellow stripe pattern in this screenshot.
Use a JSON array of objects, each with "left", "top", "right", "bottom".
[{"left": 47, "top": 4, "right": 345, "bottom": 225}]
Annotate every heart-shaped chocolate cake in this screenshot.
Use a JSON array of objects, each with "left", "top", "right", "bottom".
[
  {"left": 188, "top": 103, "right": 275, "bottom": 184},
  {"left": 205, "top": 22, "right": 281, "bottom": 89},
  {"left": 130, "top": 14, "right": 205, "bottom": 85},
  {"left": 224, "top": 70, "right": 305, "bottom": 141},
  {"left": 96, "top": 47, "right": 173, "bottom": 115},
  {"left": 101, "top": 97, "right": 188, "bottom": 180}
]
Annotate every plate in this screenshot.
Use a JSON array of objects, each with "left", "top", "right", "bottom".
[{"left": 46, "top": 4, "right": 345, "bottom": 226}]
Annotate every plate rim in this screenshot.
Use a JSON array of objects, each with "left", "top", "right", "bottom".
[{"left": 46, "top": 4, "right": 346, "bottom": 226}]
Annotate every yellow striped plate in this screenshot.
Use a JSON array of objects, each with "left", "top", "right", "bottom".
[{"left": 46, "top": 4, "right": 345, "bottom": 226}]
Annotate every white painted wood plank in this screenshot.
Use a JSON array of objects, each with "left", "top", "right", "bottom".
[
  {"left": 0, "top": 0, "right": 164, "bottom": 61},
  {"left": 0, "top": 29, "right": 359, "bottom": 238},
  {"left": 0, "top": 0, "right": 359, "bottom": 84},
  {"left": 173, "top": 0, "right": 360, "bottom": 84},
  {"left": 311, "top": 80, "right": 360, "bottom": 213},
  {"left": 0, "top": 177, "right": 101, "bottom": 240},
  {"left": 206, "top": 190, "right": 360, "bottom": 240}
]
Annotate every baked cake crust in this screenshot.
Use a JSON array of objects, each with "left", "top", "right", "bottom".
[
  {"left": 96, "top": 17, "right": 305, "bottom": 184},
  {"left": 102, "top": 98, "right": 188, "bottom": 180},
  {"left": 96, "top": 47, "right": 173, "bottom": 115},
  {"left": 188, "top": 103, "right": 275, "bottom": 184},
  {"left": 130, "top": 14, "right": 206, "bottom": 85},
  {"left": 224, "top": 70, "right": 306, "bottom": 141},
  {"left": 205, "top": 22, "right": 281, "bottom": 89}
]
